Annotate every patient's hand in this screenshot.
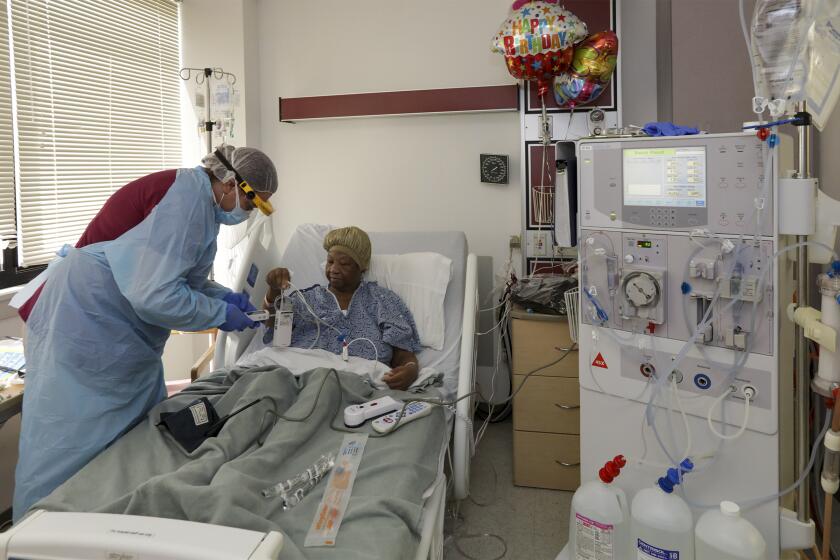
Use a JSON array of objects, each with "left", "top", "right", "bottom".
[
  {"left": 266, "top": 268, "right": 291, "bottom": 292},
  {"left": 383, "top": 362, "right": 418, "bottom": 391}
]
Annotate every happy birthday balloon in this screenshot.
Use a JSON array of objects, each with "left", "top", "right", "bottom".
[
  {"left": 492, "top": 0, "right": 588, "bottom": 98},
  {"left": 553, "top": 30, "right": 618, "bottom": 108}
]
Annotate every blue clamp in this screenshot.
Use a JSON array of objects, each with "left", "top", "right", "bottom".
[
  {"left": 657, "top": 458, "right": 694, "bottom": 493},
  {"left": 681, "top": 282, "right": 692, "bottom": 295},
  {"left": 829, "top": 261, "right": 840, "bottom": 278},
  {"left": 768, "top": 133, "right": 779, "bottom": 148}
]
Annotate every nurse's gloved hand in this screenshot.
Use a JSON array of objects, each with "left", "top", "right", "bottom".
[
  {"left": 219, "top": 303, "right": 259, "bottom": 332},
  {"left": 223, "top": 291, "right": 257, "bottom": 313}
]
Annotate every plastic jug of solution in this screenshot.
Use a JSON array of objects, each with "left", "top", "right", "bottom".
[
  {"left": 695, "top": 501, "right": 767, "bottom": 560},
  {"left": 631, "top": 459, "right": 695, "bottom": 560},
  {"left": 568, "top": 455, "right": 631, "bottom": 560}
]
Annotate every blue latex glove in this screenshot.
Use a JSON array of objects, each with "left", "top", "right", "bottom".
[
  {"left": 642, "top": 122, "right": 700, "bottom": 137},
  {"left": 223, "top": 291, "right": 257, "bottom": 313},
  {"left": 219, "top": 303, "right": 259, "bottom": 332}
]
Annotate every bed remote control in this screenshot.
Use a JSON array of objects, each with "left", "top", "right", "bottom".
[
  {"left": 372, "top": 401, "right": 433, "bottom": 433},
  {"left": 343, "top": 396, "right": 402, "bottom": 428}
]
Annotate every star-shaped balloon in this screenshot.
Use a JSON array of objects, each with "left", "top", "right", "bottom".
[{"left": 491, "top": 0, "right": 588, "bottom": 98}]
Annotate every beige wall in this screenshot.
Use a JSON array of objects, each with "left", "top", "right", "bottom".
[
  {"left": 817, "top": 102, "right": 840, "bottom": 200},
  {"left": 670, "top": 0, "right": 756, "bottom": 132}
]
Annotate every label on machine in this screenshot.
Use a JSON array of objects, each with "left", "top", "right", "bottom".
[{"left": 575, "top": 513, "right": 614, "bottom": 560}]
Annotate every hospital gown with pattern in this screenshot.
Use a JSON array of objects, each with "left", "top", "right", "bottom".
[
  {"left": 13, "top": 166, "right": 230, "bottom": 521},
  {"left": 264, "top": 282, "right": 421, "bottom": 364}
]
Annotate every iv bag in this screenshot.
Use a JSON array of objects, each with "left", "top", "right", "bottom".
[
  {"left": 213, "top": 83, "right": 233, "bottom": 112},
  {"left": 805, "top": 1, "right": 840, "bottom": 129},
  {"left": 750, "top": 0, "right": 814, "bottom": 114}
]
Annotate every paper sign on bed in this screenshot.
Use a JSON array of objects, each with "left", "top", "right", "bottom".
[{"left": 304, "top": 433, "right": 368, "bottom": 547}]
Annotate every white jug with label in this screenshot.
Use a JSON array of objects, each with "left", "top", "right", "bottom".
[
  {"left": 630, "top": 459, "right": 695, "bottom": 560},
  {"left": 695, "top": 501, "right": 767, "bottom": 560},
  {"left": 568, "top": 455, "right": 631, "bottom": 560}
]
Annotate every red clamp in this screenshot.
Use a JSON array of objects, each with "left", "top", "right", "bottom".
[{"left": 599, "top": 454, "right": 627, "bottom": 483}]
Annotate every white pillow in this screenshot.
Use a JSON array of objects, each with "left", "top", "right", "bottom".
[{"left": 366, "top": 252, "right": 452, "bottom": 351}]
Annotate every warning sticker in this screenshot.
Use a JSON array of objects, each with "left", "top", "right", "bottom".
[
  {"left": 592, "top": 352, "right": 608, "bottom": 369},
  {"left": 575, "top": 513, "right": 614, "bottom": 560},
  {"left": 637, "top": 539, "right": 679, "bottom": 560}
]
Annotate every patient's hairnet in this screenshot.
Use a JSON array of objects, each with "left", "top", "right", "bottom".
[
  {"left": 324, "top": 226, "right": 372, "bottom": 271},
  {"left": 202, "top": 144, "right": 278, "bottom": 194}
]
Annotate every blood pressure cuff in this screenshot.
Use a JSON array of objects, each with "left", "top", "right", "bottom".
[
  {"left": 157, "top": 397, "right": 265, "bottom": 453},
  {"left": 157, "top": 398, "right": 222, "bottom": 453}
]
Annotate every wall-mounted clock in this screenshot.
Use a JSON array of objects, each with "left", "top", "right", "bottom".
[{"left": 480, "top": 154, "right": 509, "bottom": 184}]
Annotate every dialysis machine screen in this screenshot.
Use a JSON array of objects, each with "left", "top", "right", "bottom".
[{"left": 623, "top": 147, "right": 707, "bottom": 208}]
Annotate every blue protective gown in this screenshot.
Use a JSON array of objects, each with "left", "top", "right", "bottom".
[{"left": 13, "top": 167, "right": 230, "bottom": 520}]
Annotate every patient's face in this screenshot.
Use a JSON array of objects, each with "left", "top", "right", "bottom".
[{"left": 326, "top": 249, "right": 362, "bottom": 292}]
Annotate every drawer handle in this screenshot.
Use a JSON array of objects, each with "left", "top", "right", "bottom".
[
  {"left": 555, "top": 403, "right": 580, "bottom": 410},
  {"left": 555, "top": 460, "right": 581, "bottom": 468}
]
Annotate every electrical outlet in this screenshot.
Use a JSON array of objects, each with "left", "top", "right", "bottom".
[{"left": 533, "top": 232, "right": 549, "bottom": 257}]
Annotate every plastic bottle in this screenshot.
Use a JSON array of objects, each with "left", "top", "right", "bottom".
[
  {"left": 631, "top": 459, "right": 695, "bottom": 560},
  {"left": 695, "top": 501, "right": 767, "bottom": 560},
  {"left": 568, "top": 455, "right": 631, "bottom": 560}
]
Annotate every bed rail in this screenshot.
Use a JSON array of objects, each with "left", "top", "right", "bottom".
[{"left": 453, "top": 253, "right": 478, "bottom": 501}]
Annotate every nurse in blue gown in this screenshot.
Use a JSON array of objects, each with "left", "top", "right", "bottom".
[{"left": 13, "top": 145, "right": 278, "bottom": 521}]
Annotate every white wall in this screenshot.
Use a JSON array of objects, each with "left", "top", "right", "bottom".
[
  {"left": 179, "top": 0, "right": 252, "bottom": 162},
  {"left": 257, "top": 0, "right": 521, "bottom": 278}
]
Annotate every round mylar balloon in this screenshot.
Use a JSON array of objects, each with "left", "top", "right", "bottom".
[
  {"left": 491, "top": 0, "right": 588, "bottom": 98},
  {"left": 553, "top": 30, "right": 618, "bottom": 108}
]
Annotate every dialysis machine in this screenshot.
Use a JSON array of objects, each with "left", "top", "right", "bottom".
[{"left": 576, "top": 132, "right": 802, "bottom": 558}]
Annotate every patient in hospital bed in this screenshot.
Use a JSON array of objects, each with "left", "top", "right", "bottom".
[{"left": 247, "top": 226, "right": 424, "bottom": 390}]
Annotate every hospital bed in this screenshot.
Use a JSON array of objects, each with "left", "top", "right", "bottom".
[
  {"left": 216, "top": 223, "right": 479, "bottom": 559},
  {"left": 1, "top": 223, "right": 478, "bottom": 560}
]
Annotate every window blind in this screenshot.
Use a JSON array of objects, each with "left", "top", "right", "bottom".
[
  {"left": 0, "top": 0, "right": 15, "bottom": 251},
  {"left": 10, "top": 0, "right": 181, "bottom": 267}
]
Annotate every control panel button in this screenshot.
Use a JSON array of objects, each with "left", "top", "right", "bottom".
[{"left": 624, "top": 254, "right": 634, "bottom": 264}]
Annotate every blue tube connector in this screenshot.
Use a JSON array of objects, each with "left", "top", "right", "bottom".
[
  {"left": 584, "top": 288, "right": 610, "bottom": 324},
  {"left": 657, "top": 458, "right": 694, "bottom": 494},
  {"left": 681, "top": 282, "right": 691, "bottom": 295}
]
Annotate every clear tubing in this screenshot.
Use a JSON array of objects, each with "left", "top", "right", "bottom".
[
  {"left": 707, "top": 387, "right": 752, "bottom": 440},
  {"left": 822, "top": 447, "right": 840, "bottom": 490},
  {"left": 581, "top": 239, "right": 838, "bottom": 471},
  {"left": 681, "top": 410, "right": 832, "bottom": 510}
]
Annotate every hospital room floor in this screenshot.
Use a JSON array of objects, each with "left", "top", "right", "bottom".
[{"left": 444, "top": 417, "right": 570, "bottom": 560}]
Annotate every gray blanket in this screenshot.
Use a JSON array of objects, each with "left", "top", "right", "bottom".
[{"left": 35, "top": 366, "right": 448, "bottom": 559}]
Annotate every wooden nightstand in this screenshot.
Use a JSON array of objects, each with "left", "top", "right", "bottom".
[{"left": 511, "top": 305, "right": 580, "bottom": 490}]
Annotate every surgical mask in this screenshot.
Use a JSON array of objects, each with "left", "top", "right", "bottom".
[{"left": 213, "top": 185, "right": 251, "bottom": 225}]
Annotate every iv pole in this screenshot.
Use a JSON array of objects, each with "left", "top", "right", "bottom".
[
  {"left": 179, "top": 67, "right": 237, "bottom": 155},
  {"left": 796, "top": 100, "right": 812, "bottom": 526}
]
